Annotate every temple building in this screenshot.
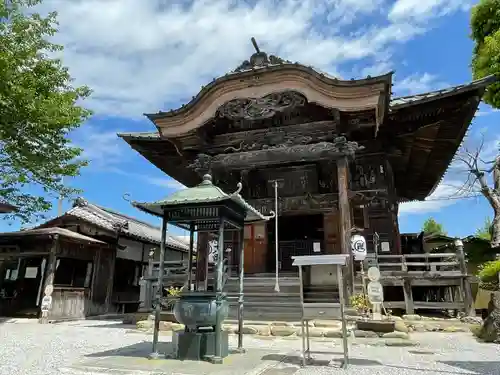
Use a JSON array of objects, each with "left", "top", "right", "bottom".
[{"left": 119, "top": 40, "right": 496, "bottom": 307}]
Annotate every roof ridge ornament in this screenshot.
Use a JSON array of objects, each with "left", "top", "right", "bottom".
[{"left": 234, "top": 37, "right": 292, "bottom": 72}]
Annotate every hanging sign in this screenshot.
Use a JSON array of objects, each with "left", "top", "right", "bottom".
[
  {"left": 350, "top": 234, "right": 367, "bottom": 261},
  {"left": 41, "top": 295, "right": 52, "bottom": 312}
]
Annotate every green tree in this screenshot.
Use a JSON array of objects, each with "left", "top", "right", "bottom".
[
  {"left": 476, "top": 217, "right": 493, "bottom": 241},
  {"left": 422, "top": 217, "right": 447, "bottom": 236},
  {"left": 471, "top": 0, "right": 500, "bottom": 108},
  {"left": 459, "top": 0, "right": 500, "bottom": 248},
  {"left": 1, "top": 0, "right": 91, "bottom": 223}
]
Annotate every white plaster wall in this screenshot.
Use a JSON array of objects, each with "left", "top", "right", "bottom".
[{"left": 117, "top": 238, "right": 144, "bottom": 262}]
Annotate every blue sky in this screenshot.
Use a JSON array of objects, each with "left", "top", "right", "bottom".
[{"left": 2, "top": 0, "right": 500, "bottom": 239}]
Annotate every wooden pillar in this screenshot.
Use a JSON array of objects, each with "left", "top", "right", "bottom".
[
  {"left": 105, "top": 244, "right": 117, "bottom": 313},
  {"left": 337, "top": 157, "right": 354, "bottom": 299},
  {"left": 236, "top": 227, "right": 245, "bottom": 353},
  {"left": 402, "top": 279, "right": 414, "bottom": 314},
  {"left": 392, "top": 204, "right": 402, "bottom": 255},
  {"left": 196, "top": 232, "right": 210, "bottom": 290},
  {"left": 455, "top": 239, "right": 475, "bottom": 316},
  {"left": 39, "top": 235, "right": 59, "bottom": 324}
]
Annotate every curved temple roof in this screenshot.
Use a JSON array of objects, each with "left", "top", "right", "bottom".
[
  {"left": 144, "top": 39, "right": 393, "bottom": 137},
  {"left": 132, "top": 174, "right": 275, "bottom": 227}
]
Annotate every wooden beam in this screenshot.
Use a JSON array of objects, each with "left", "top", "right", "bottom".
[
  {"left": 337, "top": 157, "right": 354, "bottom": 299},
  {"left": 189, "top": 138, "right": 362, "bottom": 173},
  {"left": 248, "top": 193, "right": 337, "bottom": 215}
]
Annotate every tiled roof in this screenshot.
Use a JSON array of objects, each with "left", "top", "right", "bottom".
[
  {"left": 132, "top": 174, "right": 275, "bottom": 228},
  {"left": 0, "top": 227, "right": 106, "bottom": 244},
  {"left": 66, "top": 198, "right": 189, "bottom": 252},
  {"left": 390, "top": 75, "right": 496, "bottom": 109}
]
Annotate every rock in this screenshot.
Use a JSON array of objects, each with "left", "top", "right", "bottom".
[
  {"left": 323, "top": 328, "right": 343, "bottom": 338},
  {"left": 403, "top": 314, "right": 421, "bottom": 321},
  {"left": 412, "top": 324, "right": 427, "bottom": 333},
  {"left": 296, "top": 327, "right": 324, "bottom": 337},
  {"left": 313, "top": 320, "right": 341, "bottom": 328},
  {"left": 443, "top": 326, "right": 466, "bottom": 333},
  {"left": 257, "top": 326, "right": 271, "bottom": 336},
  {"left": 424, "top": 324, "right": 441, "bottom": 332},
  {"left": 354, "top": 330, "right": 379, "bottom": 338},
  {"left": 387, "top": 316, "right": 403, "bottom": 321},
  {"left": 171, "top": 323, "right": 185, "bottom": 332},
  {"left": 223, "top": 325, "right": 236, "bottom": 334},
  {"left": 147, "top": 314, "right": 155, "bottom": 321},
  {"left": 477, "top": 291, "right": 500, "bottom": 343},
  {"left": 136, "top": 320, "right": 153, "bottom": 330},
  {"left": 238, "top": 326, "right": 258, "bottom": 335},
  {"left": 382, "top": 331, "right": 409, "bottom": 339},
  {"left": 159, "top": 321, "right": 172, "bottom": 331},
  {"left": 271, "top": 326, "right": 297, "bottom": 337},
  {"left": 461, "top": 316, "right": 483, "bottom": 325},
  {"left": 394, "top": 321, "right": 409, "bottom": 333},
  {"left": 385, "top": 340, "right": 418, "bottom": 347},
  {"left": 270, "top": 321, "right": 295, "bottom": 327}
]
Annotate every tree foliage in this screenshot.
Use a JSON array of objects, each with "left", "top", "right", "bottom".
[
  {"left": 477, "top": 217, "right": 494, "bottom": 241},
  {"left": 422, "top": 217, "right": 447, "bottom": 236},
  {"left": 471, "top": 0, "right": 500, "bottom": 108},
  {"left": 0, "top": 0, "right": 91, "bottom": 223}
]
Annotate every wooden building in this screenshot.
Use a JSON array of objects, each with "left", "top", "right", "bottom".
[
  {"left": 0, "top": 198, "right": 188, "bottom": 319},
  {"left": 119, "top": 41, "right": 497, "bottom": 315}
]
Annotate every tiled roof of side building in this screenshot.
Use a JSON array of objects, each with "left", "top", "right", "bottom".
[{"left": 66, "top": 198, "right": 189, "bottom": 252}]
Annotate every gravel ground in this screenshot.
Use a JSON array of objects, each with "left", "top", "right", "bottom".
[{"left": 0, "top": 319, "right": 499, "bottom": 375}]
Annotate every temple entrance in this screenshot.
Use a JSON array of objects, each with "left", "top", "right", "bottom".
[{"left": 267, "top": 214, "right": 324, "bottom": 272}]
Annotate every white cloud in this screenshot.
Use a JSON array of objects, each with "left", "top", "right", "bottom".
[
  {"left": 73, "top": 126, "right": 126, "bottom": 170},
  {"left": 31, "top": 0, "right": 469, "bottom": 119},
  {"left": 399, "top": 180, "right": 472, "bottom": 214},
  {"left": 389, "top": 0, "right": 473, "bottom": 22},
  {"left": 142, "top": 176, "right": 186, "bottom": 190},
  {"left": 393, "top": 73, "right": 447, "bottom": 96}
]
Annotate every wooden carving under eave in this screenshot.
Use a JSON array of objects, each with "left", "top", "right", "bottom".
[
  {"left": 147, "top": 68, "right": 392, "bottom": 137},
  {"left": 188, "top": 137, "right": 363, "bottom": 173}
]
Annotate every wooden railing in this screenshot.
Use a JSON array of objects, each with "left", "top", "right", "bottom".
[{"left": 365, "top": 252, "right": 462, "bottom": 273}]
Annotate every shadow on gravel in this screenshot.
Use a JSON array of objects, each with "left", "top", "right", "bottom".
[
  {"left": 82, "top": 322, "right": 135, "bottom": 329},
  {"left": 440, "top": 360, "right": 500, "bottom": 375},
  {"left": 86, "top": 341, "right": 175, "bottom": 358},
  {"left": 262, "top": 353, "right": 382, "bottom": 367}
]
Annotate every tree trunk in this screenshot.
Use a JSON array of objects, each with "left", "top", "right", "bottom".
[{"left": 492, "top": 208, "right": 500, "bottom": 249}]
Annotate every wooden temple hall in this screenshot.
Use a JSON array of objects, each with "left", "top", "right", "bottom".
[{"left": 119, "top": 40, "right": 497, "bottom": 314}]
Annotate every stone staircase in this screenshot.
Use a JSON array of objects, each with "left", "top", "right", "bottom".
[{"left": 225, "top": 275, "right": 302, "bottom": 321}]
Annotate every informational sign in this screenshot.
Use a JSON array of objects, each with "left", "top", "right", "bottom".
[
  {"left": 381, "top": 242, "right": 390, "bottom": 253},
  {"left": 350, "top": 234, "right": 367, "bottom": 261},
  {"left": 44, "top": 284, "right": 54, "bottom": 297},
  {"left": 313, "top": 242, "right": 321, "bottom": 253},
  {"left": 41, "top": 295, "right": 52, "bottom": 312},
  {"left": 367, "top": 266, "right": 381, "bottom": 282},
  {"left": 367, "top": 281, "right": 384, "bottom": 303}
]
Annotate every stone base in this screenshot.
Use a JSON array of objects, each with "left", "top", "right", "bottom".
[
  {"left": 174, "top": 331, "right": 229, "bottom": 361},
  {"left": 356, "top": 320, "right": 395, "bottom": 333}
]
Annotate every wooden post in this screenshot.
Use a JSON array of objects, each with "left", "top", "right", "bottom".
[
  {"left": 337, "top": 157, "right": 354, "bottom": 299},
  {"left": 105, "top": 245, "right": 116, "bottom": 313},
  {"left": 149, "top": 216, "right": 168, "bottom": 360},
  {"left": 402, "top": 279, "right": 414, "bottom": 315},
  {"left": 187, "top": 223, "right": 195, "bottom": 291},
  {"left": 39, "top": 235, "right": 59, "bottom": 324},
  {"left": 455, "top": 238, "right": 475, "bottom": 316},
  {"left": 139, "top": 249, "right": 155, "bottom": 312},
  {"left": 236, "top": 227, "right": 245, "bottom": 353}
]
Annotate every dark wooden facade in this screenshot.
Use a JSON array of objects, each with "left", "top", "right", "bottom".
[
  {"left": 119, "top": 43, "right": 495, "bottom": 281},
  {"left": 0, "top": 228, "right": 112, "bottom": 319}
]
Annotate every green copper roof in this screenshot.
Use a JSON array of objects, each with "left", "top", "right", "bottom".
[{"left": 132, "top": 174, "right": 274, "bottom": 224}]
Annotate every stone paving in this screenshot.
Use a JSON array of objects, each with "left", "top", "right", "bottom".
[{"left": 0, "top": 319, "right": 499, "bottom": 375}]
